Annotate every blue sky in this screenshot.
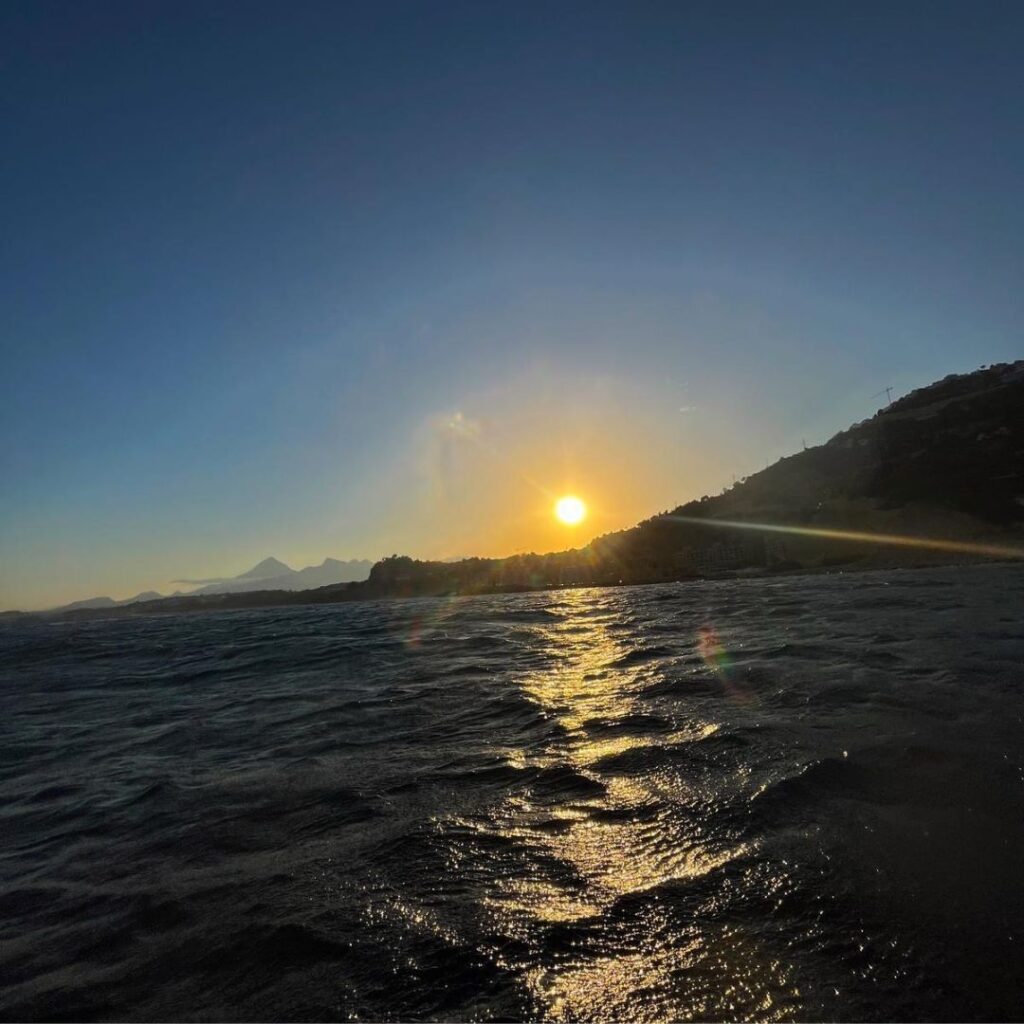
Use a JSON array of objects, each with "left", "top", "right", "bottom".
[{"left": 2, "top": 1, "right": 1022, "bottom": 608}]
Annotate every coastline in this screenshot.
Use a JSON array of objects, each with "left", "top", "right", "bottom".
[{"left": 6, "top": 551, "right": 1021, "bottom": 624}]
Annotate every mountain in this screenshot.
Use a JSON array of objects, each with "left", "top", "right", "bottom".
[
  {"left": 235, "top": 557, "right": 292, "bottom": 580},
  {"left": 188, "top": 557, "right": 373, "bottom": 595},
  {"left": 43, "top": 556, "right": 374, "bottom": 613},
  {"left": 292, "top": 557, "right": 374, "bottom": 589}
]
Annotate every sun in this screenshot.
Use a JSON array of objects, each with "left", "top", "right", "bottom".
[{"left": 554, "top": 495, "right": 587, "bottom": 525}]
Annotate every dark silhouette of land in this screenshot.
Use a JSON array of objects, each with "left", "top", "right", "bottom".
[{"left": 7, "top": 361, "right": 1022, "bottom": 621}]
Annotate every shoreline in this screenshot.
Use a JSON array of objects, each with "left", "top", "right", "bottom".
[{"left": 5, "top": 553, "right": 1020, "bottom": 624}]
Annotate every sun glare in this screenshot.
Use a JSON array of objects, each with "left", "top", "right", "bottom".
[{"left": 555, "top": 495, "right": 587, "bottom": 526}]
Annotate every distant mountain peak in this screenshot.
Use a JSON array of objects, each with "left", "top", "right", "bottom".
[{"left": 237, "top": 557, "right": 293, "bottom": 579}]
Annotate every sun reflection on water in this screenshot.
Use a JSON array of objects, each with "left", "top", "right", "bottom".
[
  {"left": 522, "top": 907, "right": 800, "bottom": 1023},
  {"left": 454, "top": 588, "right": 798, "bottom": 1020}
]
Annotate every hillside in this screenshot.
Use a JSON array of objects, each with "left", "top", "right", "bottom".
[
  {"left": 585, "top": 359, "right": 1024, "bottom": 574},
  {"left": 691, "top": 360, "right": 1024, "bottom": 526}
]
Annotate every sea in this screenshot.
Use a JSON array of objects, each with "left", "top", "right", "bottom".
[{"left": 2, "top": 564, "right": 1023, "bottom": 1022}]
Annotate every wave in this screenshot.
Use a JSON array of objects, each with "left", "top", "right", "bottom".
[{"left": 2, "top": 562, "right": 1023, "bottom": 1020}]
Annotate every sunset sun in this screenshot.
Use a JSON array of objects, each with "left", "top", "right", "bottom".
[{"left": 554, "top": 495, "right": 587, "bottom": 525}]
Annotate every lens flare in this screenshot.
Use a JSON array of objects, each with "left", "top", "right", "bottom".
[
  {"left": 663, "top": 515, "right": 1024, "bottom": 560},
  {"left": 697, "top": 625, "right": 754, "bottom": 705}
]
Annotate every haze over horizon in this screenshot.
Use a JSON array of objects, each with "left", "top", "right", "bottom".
[{"left": 3, "top": 1, "right": 1022, "bottom": 610}]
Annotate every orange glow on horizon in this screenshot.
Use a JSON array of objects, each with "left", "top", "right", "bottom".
[{"left": 393, "top": 370, "right": 727, "bottom": 563}]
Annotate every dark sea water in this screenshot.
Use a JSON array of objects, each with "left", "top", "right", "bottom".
[{"left": 2, "top": 565, "right": 1024, "bottom": 1022}]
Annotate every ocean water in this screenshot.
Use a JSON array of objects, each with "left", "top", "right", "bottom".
[{"left": 2, "top": 564, "right": 1024, "bottom": 1022}]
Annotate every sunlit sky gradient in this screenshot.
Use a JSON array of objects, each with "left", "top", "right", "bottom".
[{"left": 2, "top": 1, "right": 1022, "bottom": 609}]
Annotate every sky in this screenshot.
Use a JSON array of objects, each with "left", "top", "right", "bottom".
[{"left": 2, "top": 1, "right": 1022, "bottom": 610}]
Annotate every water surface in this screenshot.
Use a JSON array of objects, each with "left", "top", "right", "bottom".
[{"left": 2, "top": 565, "right": 1023, "bottom": 1020}]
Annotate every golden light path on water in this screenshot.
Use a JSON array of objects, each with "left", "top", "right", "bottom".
[
  {"left": 662, "top": 515, "right": 1024, "bottom": 560},
  {"left": 445, "top": 590, "right": 800, "bottom": 1021}
]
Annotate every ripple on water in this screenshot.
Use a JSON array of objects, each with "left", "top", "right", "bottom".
[{"left": 1, "top": 564, "right": 1023, "bottom": 1020}]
